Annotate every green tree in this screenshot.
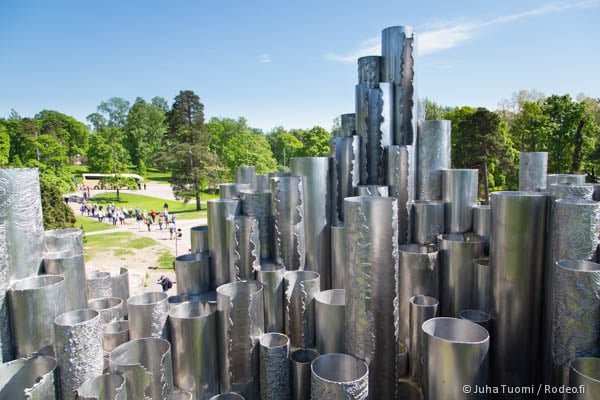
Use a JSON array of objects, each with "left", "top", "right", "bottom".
[
  {"left": 124, "top": 97, "right": 167, "bottom": 174},
  {"left": 510, "top": 101, "right": 551, "bottom": 152},
  {"left": 267, "top": 126, "right": 303, "bottom": 167},
  {"left": 0, "top": 124, "right": 9, "bottom": 166},
  {"left": 424, "top": 98, "right": 453, "bottom": 120},
  {"left": 294, "top": 126, "right": 331, "bottom": 157},
  {"left": 35, "top": 110, "right": 89, "bottom": 157},
  {"left": 97, "top": 97, "right": 130, "bottom": 129},
  {"left": 40, "top": 177, "right": 76, "bottom": 230}
]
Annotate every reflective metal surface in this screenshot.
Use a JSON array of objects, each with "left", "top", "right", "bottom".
[
  {"left": 548, "top": 183, "right": 594, "bottom": 200},
  {"left": 409, "top": 295, "right": 439, "bottom": 385},
  {"left": 236, "top": 166, "right": 257, "bottom": 188},
  {"left": 0, "top": 222, "right": 9, "bottom": 362},
  {"left": 519, "top": 152, "right": 548, "bottom": 191},
  {"left": 355, "top": 185, "right": 388, "bottom": 197},
  {"left": 241, "top": 189, "right": 273, "bottom": 260},
  {"left": 357, "top": 56, "right": 381, "bottom": 89},
  {"left": 547, "top": 174, "right": 586, "bottom": 185},
  {"left": 227, "top": 216, "right": 260, "bottom": 281},
  {"left": 191, "top": 225, "right": 209, "bottom": 253},
  {"left": 127, "top": 291, "right": 169, "bottom": 339},
  {"left": 310, "top": 353, "right": 369, "bottom": 400},
  {"left": 416, "top": 120, "right": 451, "bottom": 200},
  {"left": 284, "top": 270, "right": 320, "bottom": 349},
  {"left": 87, "top": 271, "right": 112, "bottom": 300},
  {"left": 44, "top": 228, "right": 84, "bottom": 254},
  {"left": 363, "top": 83, "right": 394, "bottom": 185},
  {"left": 568, "top": 357, "right": 600, "bottom": 400},
  {"left": 88, "top": 297, "right": 124, "bottom": 324},
  {"left": 331, "top": 136, "right": 361, "bottom": 222},
  {"left": 102, "top": 320, "right": 129, "bottom": 354},
  {"left": 255, "top": 173, "right": 271, "bottom": 190},
  {"left": 459, "top": 309, "right": 491, "bottom": 332},
  {"left": 473, "top": 258, "right": 491, "bottom": 313},
  {"left": 207, "top": 199, "right": 241, "bottom": 288},
  {"left": 330, "top": 224, "right": 345, "bottom": 289},
  {"left": 339, "top": 113, "right": 356, "bottom": 137},
  {"left": 411, "top": 201, "right": 444, "bottom": 245},
  {"left": 291, "top": 349, "right": 319, "bottom": 400},
  {"left": 315, "top": 289, "right": 345, "bottom": 354},
  {"left": 210, "top": 394, "right": 245, "bottom": 400},
  {"left": 259, "top": 333, "right": 290, "bottom": 400},
  {"left": 110, "top": 267, "right": 129, "bottom": 318},
  {"left": 387, "top": 144, "right": 414, "bottom": 244},
  {"left": 175, "top": 252, "right": 211, "bottom": 295},
  {"left": 43, "top": 250, "right": 87, "bottom": 311},
  {"left": 0, "top": 355, "right": 57, "bottom": 399},
  {"left": 220, "top": 183, "right": 251, "bottom": 200},
  {"left": 77, "top": 373, "right": 126, "bottom": 400},
  {"left": 256, "top": 261, "right": 285, "bottom": 333},
  {"left": 472, "top": 205, "right": 490, "bottom": 253},
  {"left": 441, "top": 169, "right": 478, "bottom": 233}
]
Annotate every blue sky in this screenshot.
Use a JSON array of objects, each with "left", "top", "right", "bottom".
[{"left": 1, "top": 0, "right": 598, "bottom": 132}]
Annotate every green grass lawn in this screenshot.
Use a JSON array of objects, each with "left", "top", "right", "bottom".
[
  {"left": 144, "top": 167, "right": 171, "bottom": 184},
  {"left": 89, "top": 192, "right": 210, "bottom": 219},
  {"left": 75, "top": 216, "right": 114, "bottom": 233}
]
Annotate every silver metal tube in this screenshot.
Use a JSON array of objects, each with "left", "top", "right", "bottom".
[
  {"left": 44, "top": 228, "right": 84, "bottom": 254},
  {"left": 9, "top": 275, "right": 66, "bottom": 357},
  {"left": 207, "top": 199, "right": 240, "bottom": 288},
  {"left": 77, "top": 373, "right": 126, "bottom": 400},
  {"left": 387, "top": 144, "right": 414, "bottom": 244},
  {"left": 548, "top": 183, "right": 594, "bottom": 200},
  {"left": 43, "top": 250, "right": 87, "bottom": 311},
  {"left": 109, "top": 337, "right": 173, "bottom": 400},
  {"left": 88, "top": 297, "right": 124, "bottom": 324},
  {"left": 315, "top": 289, "right": 345, "bottom": 354},
  {"left": 472, "top": 205, "right": 490, "bottom": 254},
  {"left": 331, "top": 136, "right": 361, "bottom": 222},
  {"left": 416, "top": 120, "right": 451, "bottom": 200},
  {"left": 87, "top": 271, "right": 112, "bottom": 300},
  {"left": 102, "top": 320, "right": 129, "bottom": 354},
  {"left": 441, "top": 169, "right": 478, "bottom": 233},
  {"left": 241, "top": 189, "right": 273, "bottom": 260},
  {"left": 568, "top": 357, "right": 600, "bottom": 400},
  {"left": 344, "top": 196, "right": 398, "bottom": 398},
  {"left": 290, "top": 349, "right": 319, "bottom": 400},
  {"left": 256, "top": 261, "right": 285, "bottom": 333},
  {"left": 110, "top": 267, "right": 129, "bottom": 318},
  {"left": 552, "top": 260, "right": 600, "bottom": 387},
  {"left": 175, "top": 252, "right": 211, "bottom": 295},
  {"left": 290, "top": 157, "right": 331, "bottom": 289},
  {"left": 227, "top": 216, "right": 260, "bottom": 281},
  {"left": 409, "top": 295, "right": 439, "bottom": 385},
  {"left": 357, "top": 56, "right": 381, "bottom": 88},
  {"left": 397, "top": 244, "right": 439, "bottom": 350},
  {"left": 397, "top": 381, "right": 423, "bottom": 400},
  {"left": 54, "top": 309, "right": 103, "bottom": 400},
  {"left": 330, "top": 224, "right": 345, "bottom": 289},
  {"left": 519, "top": 152, "right": 548, "bottom": 191},
  {"left": 0, "top": 355, "right": 57, "bottom": 399},
  {"left": 438, "top": 233, "right": 484, "bottom": 317},
  {"left": 490, "top": 191, "right": 548, "bottom": 387},
  {"left": 210, "top": 394, "right": 245, "bottom": 400},
  {"left": 220, "top": 183, "right": 251, "bottom": 199},
  {"left": 459, "top": 309, "right": 491, "bottom": 331},
  {"left": 256, "top": 173, "right": 271, "bottom": 190},
  {"left": 547, "top": 174, "right": 586, "bottom": 185},
  {"left": 355, "top": 83, "right": 369, "bottom": 184},
  {"left": 191, "top": 225, "right": 209, "bottom": 253},
  {"left": 237, "top": 166, "right": 257, "bottom": 188},
  {"left": 422, "top": 318, "right": 489, "bottom": 400},
  {"left": 397, "top": 342, "right": 408, "bottom": 379},
  {"left": 364, "top": 83, "right": 394, "bottom": 185},
  {"left": 169, "top": 301, "right": 219, "bottom": 400},
  {"left": 0, "top": 223, "right": 9, "bottom": 362},
  {"left": 310, "top": 353, "right": 369, "bottom": 400},
  {"left": 127, "top": 291, "right": 169, "bottom": 339},
  {"left": 271, "top": 176, "right": 305, "bottom": 271},
  {"left": 473, "top": 258, "right": 491, "bottom": 313},
  {"left": 260, "top": 333, "right": 290, "bottom": 400},
  {"left": 339, "top": 113, "right": 356, "bottom": 137},
  {"left": 411, "top": 201, "right": 444, "bottom": 245},
  {"left": 269, "top": 171, "right": 290, "bottom": 179},
  {"left": 284, "top": 270, "right": 320, "bottom": 349},
  {"left": 355, "top": 185, "right": 388, "bottom": 196},
  {"left": 172, "top": 389, "right": 193, "bottom": 400},
  {"left": 217, "top": 281, "right": 264, "bottom": 399}
]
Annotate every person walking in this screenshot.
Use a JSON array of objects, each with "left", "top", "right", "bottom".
[
  {"left": 168, "top": 220, "right": 175, "bottom": 240},
  {"left": 157, "top": 275, "right": 172, "bottom": 292},
  {"left": 146, "top": 215, "right": 152, "bottom": 231},
  {"left": 158, "top": 213, "right": 164, "bottom": 231}
]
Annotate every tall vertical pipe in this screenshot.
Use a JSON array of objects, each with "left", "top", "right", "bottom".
[
  {"left": 86, "top": 271, "right": 112, "bottom": 300},
  {"left": 315, "top": 289, "right": 345, "bottom": 354},
  {"left": 357, "top": 56, "right": 381, "bottom": 89},
  {"left": 271, "top": 176, "right": 305, "bottom": 271},
  {"left": 331, "top": 135, "right": 361, "bottom": 222},
  {"left": 519, "top": 152, "right": 548, "bottom": 191},
  {"left": 472, "top": 205, "right": 491, "bottom": 254},
  {"left": 220, "top": 183, "right": 251, "bottom": 200},
  {"left": 191, "top": 225, "right": 209, "bottom": 253},
  {"left": 409, "top": 295, "right": 439, "bottom": 385},
  {"left": 110, "top": 267, "right": 129, "bottom": 318},
  {"left": 355, "top": 185, "right": 389, "bottom": 196},
  {"left": 411, "top": 201, "right": 444, "bottom": 245},
  {"left": 459, "top": 309, "right": 491, "bottom": 332},
  {"left": 548, "top": 183, "right": 594, "bottom": 200},
  {"left": 490, "top": 191, "right": 548, "bottom": 387},
  {"left": 236, "top": 166, "right": 257, "bottom": 188},
  {"left": 291, "top": 349, "right": 319, "bottom": 400},
  {"left": 241, "top": 189, "right": 273, "bottom": 260},
  {"left": 257, "top": 261, "right": 285, "bottom": 333},
  {"left": 44, "top": 228, "right": 84, "bottom": 254},
  {"left": 78, "top": 373, "right": 127, "bottom": 400},
  {"left": 43, "top": 250, "right": 87, "bottom": 311},
  {"left": 441, "top": 169, "right": 478, "bottom": 233},
  {"left": 0, "top": 355, "right": 58, "bottom": 399},
  {"left": 344, "top": 196, "right": 398, "bottom": 399},
  {"left": 568, "top": 357, "right": 600, "bottom": 400},
  {"left": 284, "top": 270, "right": 320, "bottom": 349},
  {"left": 207, "top": 198, "right": 240, "bottom": 288},
  {"left": 330, "top": 224, "right": 345, "bottom": 289},
  {"left": 310, "top": 353, "right": 369, "bottom": 400},
  {"left": 0, "top": 223, "right": 9, "bottom": 362},
  {"left": 226, "top": 215, "right": 260, "bottom": 281},
  {"left": 127, "top": 292, "right": 169, "bottom": 339},
  {"left": 416, "top": 120, "right": 451, "bottom": 200},
  {"left": 174, "top": 252, "right": 211, "bottom": 295},
  {"left": 387, "top": 144, "right": 414, "bottom": 244},
  {"left": 473, "top": 258, "right": 491, "bottom": 313},
  {"left": 364, "top": 83, "right": 394, "bottom": 185},
  {"left": 102, "top": 320, "right": 129, "bottom": 354},
  {"left": 88, "top": 297, "right": 124, "bottom": 324},
  {"left": 256, "top": 173, "right": 271, "bottom": 190},
  {"left": 259, "top": 333, "right": 290, "bottom": 400},
  {"left": 547, "top": 174, "right": 586, "bottom": 185},
  {"left": 339, "top": 113, "right": 356, "bottom": 137},
  {"left": 290, "top": 157, "right": 331, "bottom": 289}
]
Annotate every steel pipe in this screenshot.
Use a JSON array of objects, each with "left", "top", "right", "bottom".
[
  {"left": 397, "top": 381, "right": 423, "bottom": 400},
  {"left": 241, "top": 189, "right": 273, "bottom": 260},
  {"left": 102, "top": 320, "right": 129, "bottom": 354},
  {"left": 409, "top": 295, "right": 439, "bottom": 385},
  {"left": 44, "top": 227, "right": 84, "bottom": 255},
  {"left": 109, "top": 337, "right": 173, "bottom": 400},
  {"left": 210, "top": 394, "right": 245, "bottom": 400},
  {"left": 339, "top": 113, "right": 356, "bottom": 137},
  {"left": 87, "top": 271, "right": 112, "bottom": 300},
  {"left": 438, "top": 233, "right": 484, "bottom": 317},
  {"left": 191, "top": 225, "right": 209, "bottom": 253},
  {"left": 441, "top": 169, "right": 478, "bottom": 233},
  {"left": 547, "top": 174, "right": 586, "bottom": 185},
  {"left": 172, "top": 390, "right": 193, "bottom": 400},
  {"left": 315, "top": 289, "right": 345, "bottom": 354},
  {"left": 355, "top": 185, "right": 388, "bottom": 196},
  {"left": 127, "top": 291, "right": 169, "bottom": 339},
  {"left": 284, "top": 270, "right": 320, "bottom": 349},
  {"left": 54, "top": 309, "right": 103, "bottom": 400},
  {"left": 330, "top": 224, "right": 345, "bottom": 289},
  {"left": 387, "top": 144, "right": 414, "bottom": 244},
  {"left": 0, "top": 355, "right": 57, "bottom": 399},
  {"left": 472, "top": 205, "right": 490, "bottom": 253},
  {"left": 256, "top": 173, "right": 271, "bottom": 190},
  {"left": 473, "top": 258, "right": 491, "bottom": 313},
  {"left": 290, "top": 157, "right": 332, "bottom": 289},
  {"left": 227, "top": 215, "right": 260, "bottom": 281},
  {"left": 88, "top": 297, "right": 124, "bottom": 324},
  {"left": 110, "top": 267, "right": 129, "bottom": 318},
  {"left": 77, "top": 373, "right": 126, "bottom": 400},
  {"left": 459, "top": 309, "right": 491, "bottom": 331},
  {"left": 220, "top": 183, "right": 251, "bottom": 200},
  {"left": 207, "top": 198, "right": 240, "bottom": 288},
  {"left": 310, "top": 353, "right": 369, "bottom": 400},
  {"left": 217, "top": 281, "right": 264, "bottom": 399},
  {"left": 9, "top": 275, "right": 66, "bottom": 357},
  {"left": 169, "top": 301, "right": 219, "bottom": 400},
  {"left": 548, "top": 183, "right": 594, "bottom": 200},
  {"left": 422, "top": 317, "right": 489, "bottom": 400},
  {"left": 260, "top": 333, "right": 290, "bottom": 400},
  {"left": 490, "top": 191, "right": 548, "bottom": 387},
  {"left": 357, "top": 56, "right": 381, "bottom": 88},
  {"left": 344, "top": 196, "right": 398, "bottom": 398},
  {"left": 519, "top": 152, "right": 548, "bottom": 191},
  {"left": 568, "top": 357, "right": 600, "bottom": 400},
  {"left": 290, "top": 349, "right": 319, "bottom": 400},
  {"left": 331, "top": 136, "right": 361, "bottom": 222},
  {"left": 411, "top": 201, "right": 444, "bottom": 245},
  {"left": 256, "top": 261, "right": 285, "bottom": 333},
  {"left": 0, "top": 224, "right": 9, "bottom": 362},
  {"left": 416, "top": 120, "right": 451, "bottom": 200},
  {"left": 362, "top": 83, "right": 394, "bottom": 185},
  {"left": 175, "top": 252, "right": 211, "bottom": 295},
  {"left": 43, "top": 250, "right": 87, "bottom": 311},
  {"left": 237, "top": 166, "right": 257, "bottom": 188}
]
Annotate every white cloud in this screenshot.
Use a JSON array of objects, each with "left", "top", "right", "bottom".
[
  {"left": 259, "top": 54, "right": 272, "bottom": 63},
  {"left": 324, "top": 0, "right": 600, "bottom": 62}
]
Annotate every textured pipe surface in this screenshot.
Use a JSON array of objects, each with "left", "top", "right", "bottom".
[
  {"left": 127, "top": 291, "right": 169, "bottom": 339},
  {"left": 355, "top": 185, "right": 389, "bottom": 197},
  {"left": 217, "top": 281, "right": 264, "bottom": 399},
  {"left": 332, "top": 136, "right": 361, "bottom": 222},
  {"left": 438, "top": 233, "right": 484, "bottom": 317},
  {"left": 9, "top": 275, "right": 66, "bottom": 357},
  {"left": 259, "top": 333, "right": 290, "bottom": 400},
  {"left": 102, "top": 320, "right": 129, "bottom": 354},
  {"left": 110, "top": 267, "right": 129, "bottom": 318},
  {"left": 257, "top": 261, "right": 285, "bottom": 333},
  {"left": 409, "top": 295, "right": 439, "bottom": 385},
  {"left": 175, "top": 252, "right": 211, "bottom": 295},
  {"left": 0, "top": 223, "right": 9, "bottom": 362},
  {"left": 315, "top": 289, "right": 345, "bottom": 354},
  {"left": 459, "top": 309, "right": 491, "bottom": 332},
  {"left": 227, "top": 216, "right": 260, "bottom": 281},
  {"left": 236, "top": 166, "right": 257, "bottom": 188},
  {"left": 422, "top": 318, "right": 489, "bottom": 400},
  {"left": 397, "top": 244, "right": 439, "bottom": 349},
  {"left": 310, "top": 353, "right": 368, "bottom": 400},
  {"left": 255, "top": 173, "right": 271, "bottom": 190},
  {"left": 291, "top": 349, "right": 319, "bottom": 400},
  {"left": 568, "top": 357, "right": 600, "bottom": 400},
  {"left": 241, "top": 189, "right": 273, "bottom": 260},
  {"left": 284, "top": 270, "right": 320, "bottom": 349},
  {"left": 88, "top": 297, "right": 124, "bottom": 324},
  {"left": 411, "top": 201, "right": 444, "bottom": 245},
  {"left": 363, "top": 83, "right": 394, "bottom": 185},
  {"left": 77, "top": 373, "right": 126, "bottom": 400},
  {"left": 44, "top": 228, "right": 84, "bottom": 254},
  {"left": 191, "top": 225, "right": 209, "bottom": 253},
  {"left": 0, "top": 168, "right": 45, "bottom": 281},
  {"left": 330, "top": 224, "right": 346, "bottom": 289},
  {"left": 344, "top": 196, "right": 398, "bottom": 399},
  {"left": 207, "top": 199, "right": 240, "bottom": 288},
  {"left": 87, "top": 271, "right": 112, "bottom": 300},
  {"left": 0, "top": 355, "right": 57, "bottom": 399},
  {"left": 290, "top": 157, "right": 331, "bottom": 289},
  {"left": 490, "top": 191, "right": 548, "bottom": 387},
  {"left": 548, "top": 183, "right": 594, "bottom": 200},
  {"left": 357, "top": 56, "right": 381, "bottom": 88},
  {"left": 109, "top": 337, "right": 173, "bottom": 400},
  {"left": 271, "top": 176, "right": 305, "bottom": 271},
  {"left": 54, "top": 309, "right": 103, "bottom": 400},
  {"left": 519, "top": 152, "right": 548, "bottom": 191},
  {"left": 339, "top": 113, "right": 356, "bottom": 137},
  {"left": 473, "top": 258, "right": 491, "bottom": 313},
  {"left": 472, "top": 205, "right": 490, "bottom": 253},
  {"left": 43, "top": 250, "right": 87, "bottom": 311},
  {"left": 220, "top": 183, "right": 251, "bottom": 200},
  {"left": 441, "top": 169, "right": 478, "bottom": 233},
  {"left": 169, "top": 301, "right": 219, "bottom": 400},
  {"left": 547, "top": 174, "right": 586, "bottom": 185},
  {"left": 416, "top": 120, "right": 451, "bottom": 200},
  {"left": 387, "top": 144, "right": 414, "bottom": 244}
]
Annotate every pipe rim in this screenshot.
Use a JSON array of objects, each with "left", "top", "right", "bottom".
[
  {"left": 291, "top": 348, "right": 319, "bottom": 364},
  {"left": 168, "top": 300, "right": 216, "bottom": 319},
  {"left": 216, "top": 280, "right": 263, "bottom": 298},
  {"left": 102, "top": 320, "right": 129, "bottom": 334},
  {"left": 556, "top": 259, "right": 600, "bottom": 273},
  {"left": 284, "top": 270, "right": 320, "bottom": 283},
  {"left": 260, "top": 332, "right": 289, "bottom": 349},
  {"left": 55, "top": 308, "right": 99, "bottom": 326},
  {"left": 398, "top": 243, "right": 438, "bottom": 254},
  {"left": 409, "top": 295, "right": 439, "bottom": 308},
  {"left": 570, "top": 357, "right": 600, "bottom": 382},
  {"left": 127, "top": 291, "right": 168, "bottom": 306},
  {"left": 315, "top": 289, "right": 345, "bottom": 306},
  {"left": 311, "top": 353, "right": 368, "bottom": 384},
  {"left": 473, "top": 257, "right": 489, "bottom": 267},
  {"left": 459, "top": 309, "right": 490, "bottom": 323},
  {"left": 422, "top": 317, "right": 489, "bottom": 345},
  {"left": 109, "top": 337, "right": 171, "bottom": 366},
  {"left": 87, "top": 271, "right": 110, "bottom": 280},
  {"left": 10, "top": 275, "right": 64, "bottom": 291}
]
